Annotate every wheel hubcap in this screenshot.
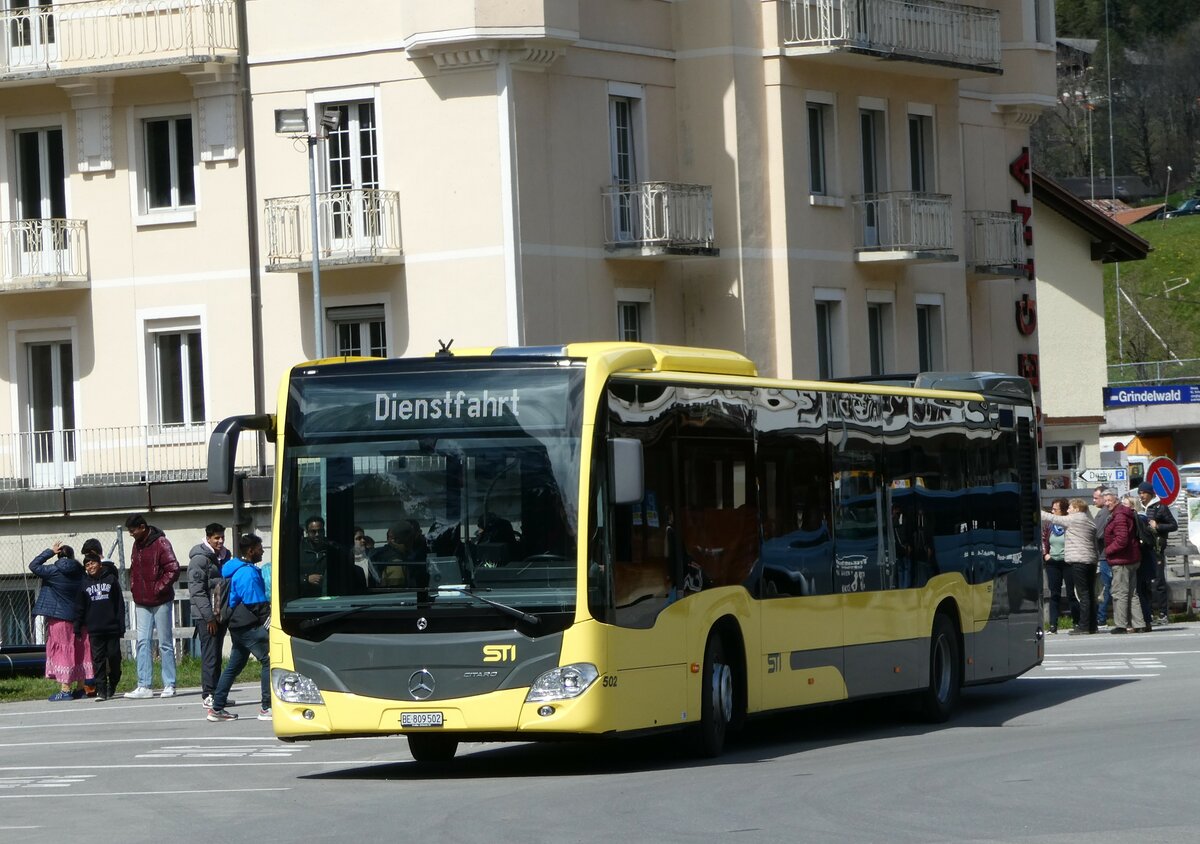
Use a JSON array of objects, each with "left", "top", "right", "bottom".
[{"left": 712, "top": 661, "right": 733, "bottom": 723}]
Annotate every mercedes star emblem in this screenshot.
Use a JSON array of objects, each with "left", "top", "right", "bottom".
[
  {"left": 408, "top": 669, "right": 435, "bottom": 700},
  {"left": 416, "top": 617, "right": 428, "bottom": 631}
]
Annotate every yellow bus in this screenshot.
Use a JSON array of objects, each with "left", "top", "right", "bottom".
[{"left": 208, "top": 342, "right": 1043, "bottom": 761}]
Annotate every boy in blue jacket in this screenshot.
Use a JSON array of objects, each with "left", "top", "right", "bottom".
[{"left": 208, "top": 534, "right": 271, "bottom": 722}]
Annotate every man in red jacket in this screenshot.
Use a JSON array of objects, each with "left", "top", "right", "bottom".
[
  {"left": 124, "top": 514, "right": 180, "bottom": 698},
  {"left": 1102, "top": 491, "right": 1145, "bottom": 634}
]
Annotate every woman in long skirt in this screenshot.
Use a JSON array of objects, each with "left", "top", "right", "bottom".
[{"left": 30, "top": 542, "right": 94, "bottom": 701}]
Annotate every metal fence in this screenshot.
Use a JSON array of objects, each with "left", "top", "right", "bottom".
[
  {"left": 0, "top": 0, "right": 237, "bottom": 74},
  {"left": 0, "top": 219, "right": 89, "bottom": 289},
  {"left": 965, "top": 210, "right": 1024, "bottom": 270},
  {"left": 266, "top": 188, "right": 402, "bottom": 268},
  {"left": 0, "top": 421, "right": 266, "bottom": 491},
  {"left": 852, "top": 191, "right": 954, "bottom": 253},
  {"left": 784, "top": 0, "right": 1001, "bottom": 67},
  {"left": 1107, "top": 359, "right": 1200, "bottom": 386},
  {"left": 602, "top": 182, "right": 715, "bottom": 251}
]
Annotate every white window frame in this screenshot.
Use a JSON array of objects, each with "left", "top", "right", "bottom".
[
  {"left": 814, "top": 287, "right": 846, "bottom": 380},
  {"left": 1045, "top": 443, "right": 1082, "bottom": 472},
  {"left": 866, "top": 290, "right": 895, "bottom": 376},
  {"left": 615, "top": 287, "right": 654, "bottom": 342},
  {"left": 608, "top": 81, "right": 647, "bottom": 187},
  {"left": 0, "top": 111, "right": 72, "bottom": 221},
  {"left": 6, "top": 317, "right": 79, "bottom": 436},
  {"left": 327, "top": 303, "right": 388, "bottom": 358},
  {"left": 128, "top": 103, "right": 199, "bottom": 227},
  {"left": 322, "top": 292, "right": 393, "bottom": 358},
  {"left": 136, "top": 307, "right": 209, "bottom": 439},
  {"left": 915, "top": 293, "right": 945, "bottom": 372},
  {"left": 308, "top": 85, "right": 385, "bottom": 190},
  {"left": 806, "top": 90, "right": 840, "bottom": 205},
  {"left": 907, "top": 104, "right": 935, "bottom": 193},
  {"left": 858, "top": 96, "right": 889, "bottom": 195}
]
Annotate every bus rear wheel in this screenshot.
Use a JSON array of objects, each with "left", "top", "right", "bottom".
[
  {"left": 407, "top": 733, "right": 458, "bottom": 763},
  {"left": 694, "top": 633, "right": 734, "bottom": 757},
  {"left": 919, "top": 613, "right": 961, "bottom": 723}
]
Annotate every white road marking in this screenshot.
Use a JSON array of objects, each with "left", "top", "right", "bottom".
[
  {"left": 0, "top": 737, "right": 296, "bottom": 749},
  {"left": 0, "top": 774, "right": 94, "bottom": 790},
  {"left": 1021, "top": 674, "right": 1160, "bottom": 679},
  {"left": 0, "top": 761, "right": 401, "bottom": 772},
  {"left": 137, "top": 742, "right": 300, "bottom": 759},
  {"left": 0, "top": 787, "right": 290, "bottom": 800},
  {"left": 0, "top": 718, "right": 242, "bottom": 731}
]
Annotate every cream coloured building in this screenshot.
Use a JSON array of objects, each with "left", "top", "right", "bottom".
[{"left": 0, "top": 0, "right": 1058, "bottom": 643}]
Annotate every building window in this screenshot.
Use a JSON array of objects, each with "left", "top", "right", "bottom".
[
  {"left": 1045, "top": 444, "right": 1081, "bottom": 471},
  {"left": 608, "top": 84, "right": 645, "bottom": 242},
  {"left": 616, "top": 289, "right": 653, "bottom": 342},
  {"left": 807, "top": 102, "right": 831, "bottom": 195},
  {"left": 328, "top": 305, "right": 387, "bottom": 357},
  {"left": 143, "top": 116, "right": 195, "bottom": 211},
  {"left": 867, "top": 300, "right": 893, "bottom": 376},
  {"left": 860, "top": 107, "right": 886, "bottom": 195},
  {"left": 908, "top": 112, "right": 934, "bottom": 192},
  {"left": 147, "top": 321, "right": 205, "bottom": 426},
  {"left": 815, "top": 290, "right": 844, "bottom": 379},
  {"left": 916, "top": 300, "right": 944, "bottom": 372}
]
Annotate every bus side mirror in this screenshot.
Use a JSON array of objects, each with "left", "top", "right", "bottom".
[
  {"left": 609, "top": 438, "right": 644, "bottom": 505},
  {"left": 207, "top": 414, "right": 275, "bottom": 494}
]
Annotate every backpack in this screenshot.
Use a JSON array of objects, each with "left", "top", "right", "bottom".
[
  {"left": 1135, "top": 514, "right": 1156, "bottom": 554},
  {"left": 211, "top": 572, "right": 234, "bottom": 626}
]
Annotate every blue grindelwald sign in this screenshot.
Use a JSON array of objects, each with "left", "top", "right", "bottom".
[{"left": 1103, "top": 385, "right": 1200, "bottom": 407}]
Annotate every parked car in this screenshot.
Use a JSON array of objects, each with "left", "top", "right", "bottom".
[
  {"left": 0, "top": 644, "right": 46, "bottom": 679},
  {"left": 1166, "top": 198, "right": 1200, "bottom": 218}
]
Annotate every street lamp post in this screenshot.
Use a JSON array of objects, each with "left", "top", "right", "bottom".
[{"left": 274, "top": 107, "right": 341, "bottom": 359}]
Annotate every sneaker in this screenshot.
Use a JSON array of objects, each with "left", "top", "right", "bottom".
[
  {"left": 257, "top": 708, "right": 272, "bottom": 721},
  {"left": 207, "top": 708, "right": 238, "bottom": 722},
  {"left": 160, "top": 686, "right": 176, "bottom": 698},
  {"left": 1157, "top": 614, "right": 1170, "bottom": 625},
  {"left": 94, "top": 694, "right": 109, "bottom": 702},
  {"left": 202, "top": 694, "right": 213, "bottom": 709},
  {"left": 124, "top": 687, "right": 153, "bottom": 699},
  {"left": 48, "top": 690, "right": 74, "bottom": 702}
]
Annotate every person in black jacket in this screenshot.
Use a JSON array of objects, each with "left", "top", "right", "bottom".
[
  {"left": 1137, "top": 482, "right": 1178, "bottom": 624},
  {"left": 79, "top": 551, "right": 127, "bottom": 701}
]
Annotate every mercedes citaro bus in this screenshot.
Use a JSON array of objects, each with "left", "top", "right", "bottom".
[{"left": 208, "top": 343, "right": 1043, "bottom": 762}]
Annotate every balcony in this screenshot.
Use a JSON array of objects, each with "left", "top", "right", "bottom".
[
  {"left": 265, "top": 189, "right": 403, "bottom": 272},
  {"left": 0, "top": 421, "right": 265, "bottom": 492},
  {"left": 965, "top": 210, "right": 1025, "bottom": 275},
  {"left": 602, "top": 182, "right": 718, "bottom": 259},
  {"left": 0, "top": 219, "right": 89, "bottom": 293},
  {"left": 852, "top": 192, "right": 956, "bottom": 263},
  {"left": 0, "top": 0, "right": 237, "bottom": 82},
  {"left": 783, "top": 0, "right": 1001, "bottom": 76}
]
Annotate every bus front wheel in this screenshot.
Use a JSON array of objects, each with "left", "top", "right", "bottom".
[
  {"left": 919, "top": 613, "right": 962, "bottom": 723},
  {"left": 695, "top": 633, "right": 734, "bottom": 757},
  {"left": 407, "top": 733, "right": 458, "bottom": 763}
]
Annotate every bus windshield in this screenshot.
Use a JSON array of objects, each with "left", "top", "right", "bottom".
[{"left": 277, "top": 361, "right": 584, "bottom": 634}]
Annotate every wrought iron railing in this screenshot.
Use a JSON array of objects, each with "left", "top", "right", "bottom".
[
  {"left": 265, "top": 188, "right": 402, "bottom": 268},
  {"left": 0, "top": 421, "right": 267, "bottom": 491},
  {"left": 965, "top": 210, "right": 1024, "bottom": 270},
  {"left": 852, "top": 192, "right": 954, "bottom": 253},
  {"left": 0, "top": 0, "right": 237, "bottom": 75},
  {"left": 0, "top": 219, "right": 89, "bottom": 289},
  {"left": 784, "top": 0, "right": 1001, "bottom": 68},
  {"left": 1108, "top": 359, "right": 1200, "bottom": 386},
  {"left": 602, "top": 182, "right": 715, "bottom": 251}
]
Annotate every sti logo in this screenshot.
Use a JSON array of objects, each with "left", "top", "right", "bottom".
[{"left": 482, "top": 644, "right": 517, "bottom": 662}]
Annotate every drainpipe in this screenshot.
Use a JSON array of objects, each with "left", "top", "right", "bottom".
[
  {"left": 497, "top": 51, "right": 524, "bottom": 346},
  {"left": 236, "top": 0, "right": 266, "bottom": 472}
]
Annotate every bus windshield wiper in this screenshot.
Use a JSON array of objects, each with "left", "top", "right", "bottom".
[
  {"left": 437, "top": 587, "right": 540, "bottom": 628},
  {"left": 296, "top": 601, "right": 412, "bottom": 631}
]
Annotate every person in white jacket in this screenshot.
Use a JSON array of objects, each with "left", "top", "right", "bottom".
[{"left": 1041, "top": 498, "right": 1099, "bottom": 635}]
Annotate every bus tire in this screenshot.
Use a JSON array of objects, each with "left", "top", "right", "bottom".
[
  {"left": 919, "top": 613, "right": 962, "bottom": 723},
  {"left": 407, "top": 733, "right": 458, "bottom": 763},
  {"left": 695, "top": 633, "right": 734, "bottom": 757}
]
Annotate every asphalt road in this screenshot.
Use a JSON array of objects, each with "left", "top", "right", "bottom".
[{"left": 3, "top": 624, "right": 1200, "bottom": 843}]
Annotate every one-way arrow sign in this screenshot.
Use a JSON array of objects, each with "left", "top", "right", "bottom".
[{"left": 1076, "top": 468, "right": 1127, "bottom": 484}]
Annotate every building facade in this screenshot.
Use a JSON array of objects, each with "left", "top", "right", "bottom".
[{"left": 0, "top": 1, "right": 1057, "bottom": 643}]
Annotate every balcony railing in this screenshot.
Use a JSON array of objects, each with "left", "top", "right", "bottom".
[
  {"left": 965, "top": 210, "right": 1024, "bottom": 273},
  {"left": 0, "top": 0, "right": 237, "bottom": 77},
  {"left": 852, "top": 192, "right": 954, "bottom": 256},
  {"left": 265, "top": 188, "right": 402, "bottom": 271},
  {"left": 0, "top": 219, "right": 89, "bottom": 292},
  {"left": 602, "top": 182, "right": 717, "bottom": 256},
  {"left": 0, "top": 421, "right": 266, "bottom": 491},
  {"left": 784, "top": 0, "right": 1001, "bottom": 70}
]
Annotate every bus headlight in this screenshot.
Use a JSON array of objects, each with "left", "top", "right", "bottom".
[
  {"left": 525, "top": 663, "right": 599, "bottom": 702},
  {"left": 272, "top": 669, "right": 325, "bottom": 705}
]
